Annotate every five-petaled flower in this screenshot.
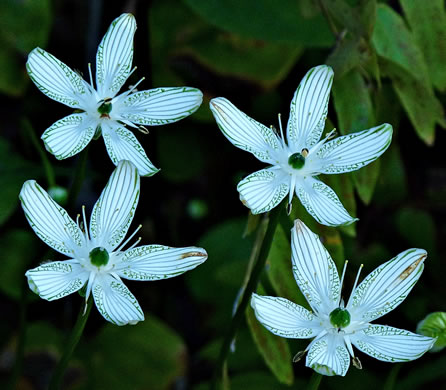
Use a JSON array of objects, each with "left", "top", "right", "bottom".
[
  {"left": 26, "top": 13, "right": 203, "bottom": 177},
  {"left": 21, "top": 161, "right": 208, "bottom": 325},
  {"left": 210, "top": 65, "right": 393, "bottom": 226},
  {"left": 251, "top": 220, "right": 435, "bottom": 376}
]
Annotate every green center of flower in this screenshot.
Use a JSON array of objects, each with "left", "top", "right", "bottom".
[
  {"left": 89, "top": 247, "right": 110, "bottom": 267},
  {"left": 329, "top": 307, "right": 351, "bottom": 329},
  {"left": 288, "top": 152, "right": 306, "bottom": 169},
  {"left": 97, "top": 99, "right": 112, "bottom": 116}
]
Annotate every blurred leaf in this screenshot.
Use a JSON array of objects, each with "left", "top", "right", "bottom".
[
  {"left": 246, "top": 284, "right": 293, "bottom": 385},
  {"left": 188, "top": 218, "right": 254, "bottom": 329},
  {"left": 25, "top": 322, "right": 63, "bottom": 352},
  {"left": 395, "top": 207, "right": 436, "bottom": 255},
  {"left": 417, "top": 312, "right": 446, "bottom": 353},
  {"left": 243, "top": 212, "right": 261, "bottom": 238},
  {"left": 0, "top": 45, "right": 28, "bottom": 96},
  {"left": 400, "top": 0, "right": 446, "bottom": 91},
  {"left": 373, "top": 4, "right": 429, "bottom": 85},
  {"left": 0, "top": 0, "right": 52, "bottom": 53},
  {"left": 90, "top": 315, "right": 186, "bottom": 390},
  {"left": 332, "top": 69, "right": 380, "bottom": 204},
  {"left": 157, "top": 127, "right": 206, "bottom": 183},
  {"left": 374, "top": 83, "right": 401, "bottom": 128},
  {"left": 266, "top": 223, "right": 307, "bottom": 307},
  {"left": 0, "top": 230, "right": 36, "bottom": 300},
  {"left": 321, "top": 0, "right": 376, "bottom": 40},
  {"left": 183, "top": 0, "right": 334, "bottom": 47},
  {"left": 326, "top": 37, "right": 361, "bottom": 79},
  {"left": 0, "top": 137, "right": 38, "bottom": 225}
]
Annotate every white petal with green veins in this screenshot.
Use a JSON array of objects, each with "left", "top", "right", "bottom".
[
  {"left": 27, "top": 47, "right": 87, "bottom": 108},
  {"left": 237, "top": 168, "right": 289, "bottom": 214},
  {"left": 96, "top": 13, "right": 136, "bottom": 97},
  {"left": 90, "top": 160, "right": 140, "bottom": 250},
  {"left": 20, "top": 180, "right": 83, "bottom": 256},
  {"left": 25, "top": 261, "right": 88, "bottom": 301},
  {"left": 296, "top": 177, "right": 357, "bottom": 227},
  {"left": 287, "top": 65, "right": 333, "bottom": 150},
  {"left": 210, "top": 97, "right": 280, "bottom": 164},
  {"left": 317, "top": 123, "right": 393, "bottom": 174},
  {"left": 41, "top": 113, "right": 96, "bottom": 159},
  {"left": 251, "top": 294, "right": 321, "bottom": 339},
  {"left": 121, "top": 87, "right": 203, "bottom": 125},
  {"left": 93, "top": 274, "right": 144, "bottom": 326},
  {"left": 351, "top": 324, "right": 435, "bottom": 362},
  {"left": 116, "top": 245, "right": 208, "bottom": 280},
  {"left": 102, "top": 123, "right": 159, "bottom": 177},
  {"left": 306, "top": 333, "right": 350, "bottom": 377},
  {"left": 349, "top": 248, "right": 426, "bottom": 322}
]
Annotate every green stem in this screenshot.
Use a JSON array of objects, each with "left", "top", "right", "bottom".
[
  {"left": 21, "top": 118, "right": 56, "bottom": 187},
  {"left": 67, "top": 146, "right": 89, "bottom": 210},
  {"left": 307, "top": 372, "right": 323, "bottom": 390},
  {"left": 210, "top": 205, "right": 282, "bottom": 390},
  {"left": 49, "top": 299, "right": 93, "bottom": 390}
]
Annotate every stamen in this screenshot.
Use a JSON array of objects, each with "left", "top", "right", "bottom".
[
  {"left": 88, "top": 63, "right": 94, "bottom": 89},
  {"left": 346, "top": 264, "right": 363, "bottom": 308},
  {"left": 339, "top": 260, "right": 348, "bottom": 294},
  {"left": 128, "top": 76, "right": 145, "bottom": 95},
  {"left": 115, "top": 224, "right": 142, "bottom": 252},
  {"left": 277, "top": 113, "right": 286, "bottom": 147},
  {"left": 127, "top": 237, "right": 142, "bottom": 251},
  {"left": 287, "top": 175, "right": 297, "bottom": 215},
  {"left": 292, "top": 350, "right": 306, "bottom": 363},
  {"left": 82, "top": 205, "right": 90, "bottom": 241},
  {"left": 352, "top": 356, "right": 362, "bottom": 370},
  {"left": 307, "top": 127, "right": 338, "bottom": 157},
  {"left": 137, "top": 125, "right": 149, "bottom": 134}
]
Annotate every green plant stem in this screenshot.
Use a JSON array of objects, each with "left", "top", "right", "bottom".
[
  {"left": 210, "top": 205, "right": 282, "bottom": 390},
  {"left": 21, "top": 118, "right": 56, "bottom": 187},
  {"left": 67, "top": 146, "right": 89, "bottom": 210},
  {"left": 49, "top": 299, "right": 93, "bottom": 390},
  {"left": 307, "top": 372, "right": 323, "bottom": 390}
]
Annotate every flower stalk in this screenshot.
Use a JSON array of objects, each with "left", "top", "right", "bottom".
[{"left": 48, "top": 298, "right": 93, "bottom": 390}]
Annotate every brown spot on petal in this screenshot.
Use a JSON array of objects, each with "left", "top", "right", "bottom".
[
  {"left": 399, "top": 254, "right": 426, "bottom": 281},
  {"left": 180, "top": 251, "right": 207, "bottom": 259}
]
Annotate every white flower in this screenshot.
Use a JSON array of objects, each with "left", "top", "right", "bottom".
[
  {"left": 26, "top": 13, "right": 203, "bottom": 177},
  {"left": 210, "top": 65, "right": 392, "bottom": 226},
  {"left": 21, "top": 161, "right": 207, "bottom": 325},
  {"left": 251, "top": 219, "right": 435, "bottom": 376}
]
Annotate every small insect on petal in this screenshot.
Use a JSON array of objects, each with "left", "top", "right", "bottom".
[{"left": 180, "top": 251, "right": 207, "bottom": 259}]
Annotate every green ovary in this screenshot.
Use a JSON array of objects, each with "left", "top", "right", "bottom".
[
  {"left": 97, "top": 101, "right": 112, "bottom": 115},
  {"left": 288, "top": 152, "right": 305, "bottom": 169},
  {"left": 89, "top": 247, "right": 110, "bottom": 267},
  {"left": 329, "top": 307, "right": 351, "bottom": 329}
]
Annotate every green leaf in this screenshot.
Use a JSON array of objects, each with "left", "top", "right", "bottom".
[
  {"left": 395, "top": 207, "right": 436, "bottom": 255},
  {"left": 0, "top": 0, "right": 52, "bottom": 53},
  {"left": 332, "top": 69, "right": 381, "bottom": 204},
  {"left": 0, "top": 230, "right": 37, "bottom": 300},
  {"left": 417, "top": 312, "right": 446, "bottom": 353},
  {"left": 400, "top": 0, "right": 446, "bottom": 91},
  {"left": 183, "top": 0, "right": 334, "bottom": 47},
  {"left": 89, "top": 315, "right": 186, "bottom": 390},
  {"left": 246, "top": 284, "right": 293, "bottom": 385},
  {"left": 266, "top": 223, "right": 307, "bottom": 307},
  {"left": 326, "top": 37, "right": 362, "bottom": 79},
  {"left": 372, "top": 4, "right": 429, "bottom": 85}
]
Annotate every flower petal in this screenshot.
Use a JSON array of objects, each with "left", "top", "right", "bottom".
[
  {"left": 96, "top": 13, "right": 136, "bottom": 97},
  {"left": 120, "top": 87, "right": 203, "bottom": 125},
  {"left": 92, "top": 274, "right": 144, "bottom": 326},
  {"left": 348, "top": 248, "right": 426, "bottom": 322},
  {"left": 350, "top": 324, "right": 435, "bottom": 362},
  {"left": 26, "top": 47, "right": 87, "bottom": 108},
  {"left": 237, "top": 168, "right": 289, "bottom": 214},
  {"left": 210, "top": 97, "right": 280, "bottom": 164},
  {"left": 291, "top": 219, "right": 340, "bottom": 314},
  {"left": 90, "top": 160, "right": 140, "bottom": 250},
  {"left": 41, "top": 113, "right": 96, "bottom": 160},
  {"left": 102, "top": 123, "right": 159, "bottom": 177},
  {"left": 296, "top": 177, "right": 357, "bottom": 226},
  {"left": 306, "top": 333, "right": 350, "bottom": 377},
  {"left": 287, "top": 65, "right": 333, "bottom": 150},
  {"left": 316, "top": 124, "right": 393, "bottom": 174},
  {"left": 25, "top": 260, "right": 88, "bottom": 301},
  {"left": 19, "top": 180, "right": 83, "bottom": 256},
  {"left": 250, "top": 293, "right": 321, "bottom": 339},
  {"left": 115, "top": 245, "right": 207, "bottom": 280}
]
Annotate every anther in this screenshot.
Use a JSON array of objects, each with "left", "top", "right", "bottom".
[
  {"left": 292, "top": 350, "right": 306, "bottom": 363},
  {"left": 352, "top": 356, "right": 362, "bottom": 370}
]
